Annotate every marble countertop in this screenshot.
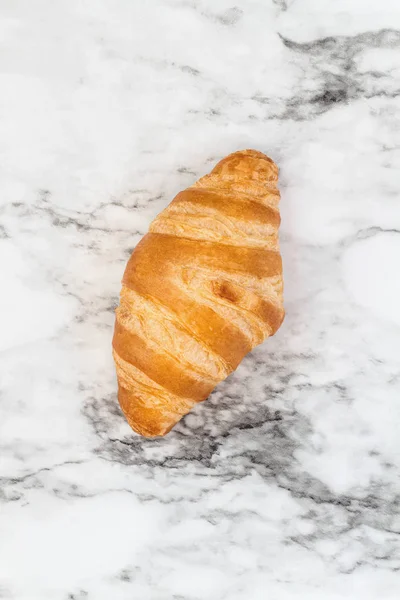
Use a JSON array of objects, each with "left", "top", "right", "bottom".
[{"left": 1, "top": 1, "right": 400, "bottom": 598}]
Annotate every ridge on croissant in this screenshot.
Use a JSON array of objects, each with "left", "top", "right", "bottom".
[{"left": 113, "top": 149, "right": 284, "bottom": 437}]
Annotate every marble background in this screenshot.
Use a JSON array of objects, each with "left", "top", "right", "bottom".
[{"left": 1, "top": 1, "right": 400, "bottom": 598}]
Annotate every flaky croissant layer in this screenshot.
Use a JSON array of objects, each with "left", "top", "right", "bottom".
[{"left": 113, "top": 149, "right": 284, "bottom": 436}]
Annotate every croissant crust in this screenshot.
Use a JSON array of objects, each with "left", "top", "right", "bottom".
[{"left": 113, "top": 149, "right": 284, "bottom": 437}]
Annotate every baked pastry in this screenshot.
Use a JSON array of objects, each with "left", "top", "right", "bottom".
[{"left": 113, "top": 149, "right": 284, "bottom": 436}]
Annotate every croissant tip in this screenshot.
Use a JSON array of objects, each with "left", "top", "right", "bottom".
[
  {"left": 117, "top": 385, "right": 180, "bottom": 438},
  {"left": 211, "top": 149, "right": 278, "bottom": 183},
  {"left": 227, "top": 148, "right": 276, "bottom": 162},
  {"left": 237, "top": 148, "right": 274, "bottom": 159},
  {"left": 123, "top": 410, "right": 172, "bottom": 438}
]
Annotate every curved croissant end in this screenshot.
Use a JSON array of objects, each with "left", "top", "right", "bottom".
[{"left": 113, "top": 149, "right": 284, "bottom": 437}]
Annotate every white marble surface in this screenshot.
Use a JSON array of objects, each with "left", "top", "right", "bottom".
[{"left": 1, "top": 1, "right": 400, "bottom": 598}]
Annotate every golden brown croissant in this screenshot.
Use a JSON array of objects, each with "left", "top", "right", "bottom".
[{"left": 113, "top": 149, "right": 284, "bottom": 437}]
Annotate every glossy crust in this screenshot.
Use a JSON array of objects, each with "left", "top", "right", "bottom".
[{"left": 112, "top": 150, "right": 284, "bottom": 437}]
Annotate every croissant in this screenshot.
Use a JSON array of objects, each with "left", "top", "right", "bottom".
[{"left": 113, "top": 149, "right": 284, "bottom": 437}]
